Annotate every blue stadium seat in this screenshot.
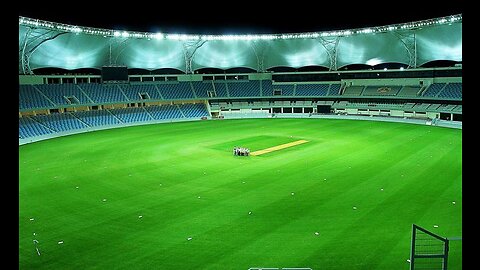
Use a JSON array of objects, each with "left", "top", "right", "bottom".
[
  {"left": 156, "top": 82, "right": 195, "bottom": 100},
  {"left": 179, "top": 103, "right": 209, "bottom": 118},
  {"left": 71, "top": 110, "right": 122, "bottom": 126},
  {"left": 19, "top": 85, "right": 55, "bottom": 109},
  {"left": 35, "top": 84, "right": 92, "bottom": 105},
  {"left": 423, "top": 83, "right": 445, "bottom": 97},
  {"left": 19, "top": 116, "right": 55, "bottom": 138},
  {"left": 295, "top": 84, "right": 329, "bottom": 96},
  {"left": 227, "top": 81, "right": 261, "bottom": 97},
  {"left": 79, "top": 83, "right": 129, "bottom": 103}
]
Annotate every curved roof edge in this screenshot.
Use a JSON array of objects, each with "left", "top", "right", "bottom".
[{"left": 19, "top": 14, "right": 462, "bottom": 41}]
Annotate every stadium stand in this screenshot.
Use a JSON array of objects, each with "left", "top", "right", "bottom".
[
  {"left": 227, "top": 81, "right": 261, "bottom": 97},
  {"left": 18, "top": 14, "right": 462, "bottom": 143},
  {"left": 427, "top": 103, "right": 442, "bottom": 110},
  {"left": 79, "top": 83, "right": 129, "bottom": 104},
  {"left": 191, "top": 81, "right": 214, "bottom": 98},
  {"left": 35, "top": 84, "right": 92, "bottom": 105},
  {"left": 19, "top": 85, "right": 56, "bottom": 109},
  {"left": 157, "top": 82, "right": 195, "bottom": 100},
  {"left": 109, "top": 107, "right": 154, "bottom": 123},
  {"left": 437, "top": 104, "right": 457, "bottom": 112},
  {"left": 31, "top": 113, "right": 89, "bottom": 132},
  {"left": 295, "top": 84, "right": 329, "bottom": 96},
  {"left": 402, "top": 103, "right": 416, "bottom": 110},
  {"left": 327, "top": 84, "right": 342, "bottom": 96},
  {"left": 452, "top": 104, "right": 462, "bottom": 113},
  {"left": 71, "top": 110, "right": 122, "bottom": 127},
  {"left": 396, "top": 86, "right": 421, "bottom": 97},
  {"left": 144, "top": 104, "right": 184, "bottom": 120},
  {"left": 18, "top": 75, "right": 462, "bottom": 141},
  {"left": 119, "top": 84, "right": 163, "bottom": 101},
  {"left": 437, "top": 82, "right": 462, "bottom": 99},
  {"left": 260, "top": 80, "right": 273, "bottom": 96},
  {"left": 179, "top": 103, "right": 209, "bottom": 118},
  {"left": 213, "top": 81, "right": 229, "bottom": 98},
  {"left": 422, "top": 83, "right": 445, "bottom": 97},
  {"left": 271, "top": 84, "right": 294, "bottom": 96},
  {"left": 18, "top": 116, "right": 55, "bottom": 138},
  {"left": 342, "top": 85, "right": 365, "bottom": 96},
  {"left": 362, "top": 85, "right": 401, "bottom": 96},
  {"left": 412, "top": 103, "right": 431, "bottom": 111}
]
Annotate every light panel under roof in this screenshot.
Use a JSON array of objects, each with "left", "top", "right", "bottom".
[{"left": 18, "top": 14, "right": 462, "bottom": 41}]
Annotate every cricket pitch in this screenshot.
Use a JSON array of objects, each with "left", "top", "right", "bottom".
[{"left": 250, "top": 139, "right": 309, "bottom": 156}]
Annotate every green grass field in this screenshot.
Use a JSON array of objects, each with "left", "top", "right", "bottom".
[{"left": 19, "top": 118, "right": 462, "bottom": 270}]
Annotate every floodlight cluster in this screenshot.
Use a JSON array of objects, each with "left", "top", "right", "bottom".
[{"left": 19, "top": 14, "right": 461, "bottom": 41}]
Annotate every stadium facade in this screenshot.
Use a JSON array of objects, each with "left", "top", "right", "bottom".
[{"left": 18, "top": 15, "right": 462, "bottom": 145}]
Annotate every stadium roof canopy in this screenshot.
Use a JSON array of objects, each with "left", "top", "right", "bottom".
[{"left": 19, "top": 14, "right": 461, "bottom": 74}]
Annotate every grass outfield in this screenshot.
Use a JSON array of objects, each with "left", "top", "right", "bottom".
[{"left": 19, "top": 118, "right": 462, "bottom": 270}]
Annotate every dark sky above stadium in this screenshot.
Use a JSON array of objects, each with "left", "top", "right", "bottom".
[{"left": 18, "top": 2, "right": 463, "bottom": 35}]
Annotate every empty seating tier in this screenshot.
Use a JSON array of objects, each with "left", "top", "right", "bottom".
[{"left": 295, "top": 84, "right": 329, "bottom": 96}]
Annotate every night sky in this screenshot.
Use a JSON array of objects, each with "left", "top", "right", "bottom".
[{"left": 18, "top": 2, "right": 463, "bottom": 35}]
